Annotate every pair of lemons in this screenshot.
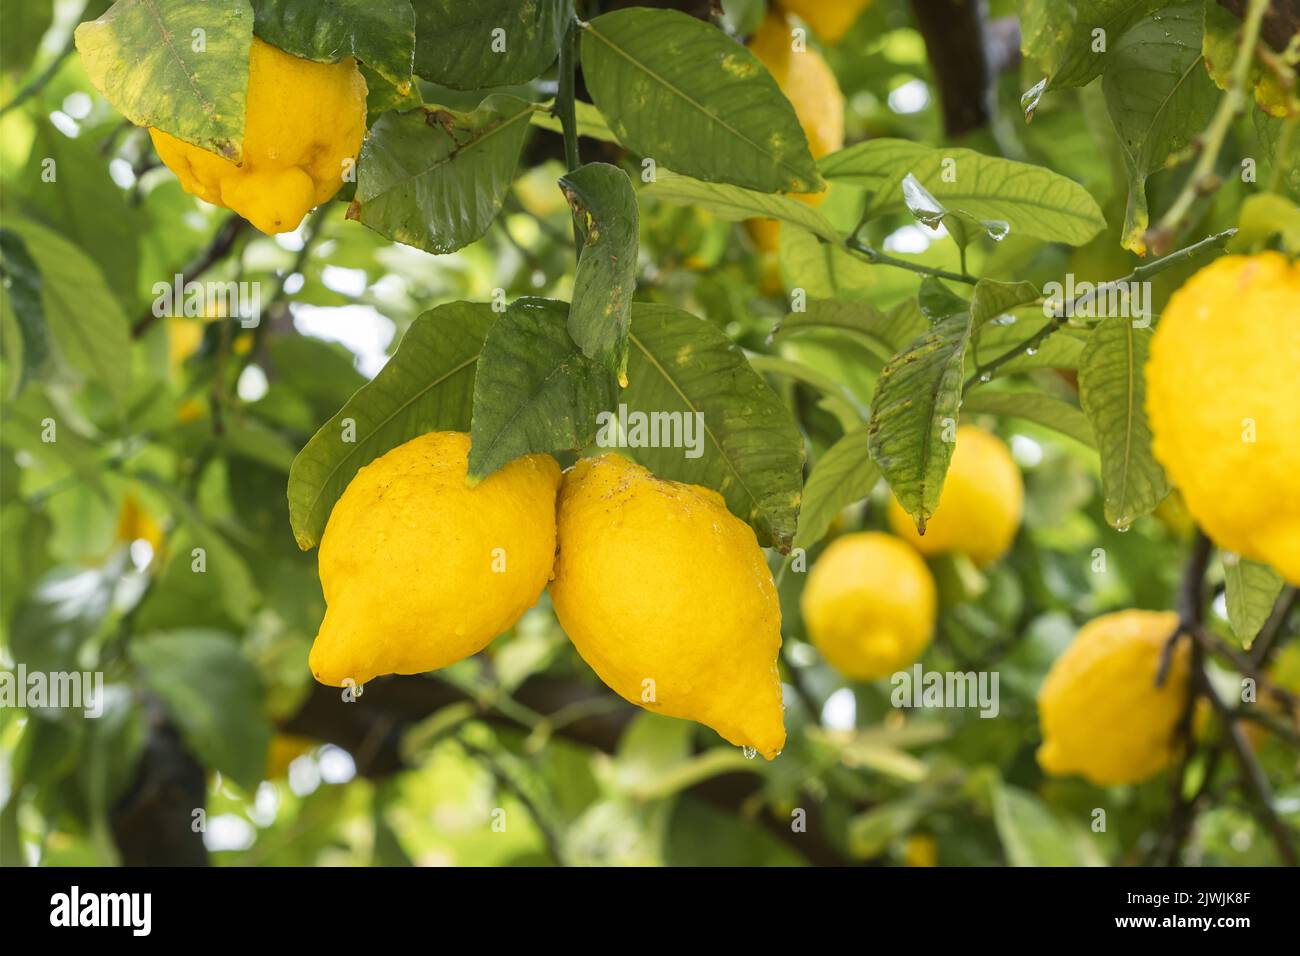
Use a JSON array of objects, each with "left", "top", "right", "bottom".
[{"left": 309, "top": 434, "right": 786, "bottom": 760}]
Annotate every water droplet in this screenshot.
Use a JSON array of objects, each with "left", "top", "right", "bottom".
[
  {"left": 983, "top": 220, "right": 1011, "bottom": 242},
  {"left": 1115, "top": 518, "right": 1132, "bottom": 533},
  {"left": 1021, "top": 78, "right": 1047, "bottom": 121},
  {"left": 978, "top": 373, "right": 992, "bottom": 383},
  {"left": 901, "top": 173, "right": 946, "bottom": 229},
  {"left": 742, "top": 745, "right": 758, "bottom": 760},
  {"left": 1025, "top": 346, "right": 1038, "bottom": 356}
]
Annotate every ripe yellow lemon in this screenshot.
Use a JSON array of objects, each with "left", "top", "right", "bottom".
[
  {"left": 887, "top": 426, "right": 1024, "bottom": 565},
  {"left": 801, "top": 531, "right": 936, "bottom": 680},
  {"left": 746, "top": 11, "right": 845, "bottom": 253},
  {"left": 150, "top": 37, "right": 367, "bottom": 234},
  {"left": 1146, "top": 252, "right": 1300, "bottom": 584},
  {"left": 1037, "top": 610, "right": 1190, "bottom": 786},
  {"left": 549, "top": 455, "right": 786, "bottom": 758},
  {"left": 309, "top": 432, "right": 560, "bottom": 687},
  {"left": 780, "top": 0, "right": 873, "bottom": 44}
]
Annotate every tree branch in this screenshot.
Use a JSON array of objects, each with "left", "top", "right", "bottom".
[
  {"left": 131, "top": 214, "right": 249, "bottom": 339},
  {"left": 908, "top": 0, "right": 1021, "bottom": 136}
]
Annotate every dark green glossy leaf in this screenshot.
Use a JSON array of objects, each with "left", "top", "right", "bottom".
[
  {"left": 581, "top": 8, "right": 821, "bottom": 193},
  {"left": 412, "top": 0, "right": 570, "bottom": 90},
  {"left": 0, "top": 229, "right": 48, "bottom": 396},
  {"left": 288, "top": 301, "right": 494, "bottom": 550},
  {"left": 621, "top": 303, "right": 803, "bottom": 550},
  {"left": 250, "top": 0, "right": 415, "bottom": 90},
  {"left": 467, "top": 298, "right": 614, "bottom": 481},
  {"left": 354, "top": 95, "right": 534, "bottom": 254}
]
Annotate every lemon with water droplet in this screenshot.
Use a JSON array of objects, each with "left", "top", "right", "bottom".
[{"left": 549, "top": 454, "right": 786, "bottom": 758}]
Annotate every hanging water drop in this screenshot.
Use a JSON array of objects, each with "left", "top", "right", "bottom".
[
  {"left": 742, "top": 745, "right": 758, "bottom": 760},
  {"left": 1115, "top": 518, "right": 1132, "bottom": 533}
]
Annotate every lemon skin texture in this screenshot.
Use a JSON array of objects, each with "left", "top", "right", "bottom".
[
  {"left": 309, "top": 432, "right": 561, "bottom": 687},
  {"left": 746, "top": 12, "right": 844, "bottom": 253},
  {"left": 801, "top": 532, "right": 936, "bottom": 680},
  {"left": 149, "top": 37, "right": 367, "bottom": 234},
  {"left": 1037, "top": 610, "right": 1190, "bottom": 786},
  {"left": 549, "top": 455, "right": 786, "bottom": 759},
  {"left": 1146, "top": 252, "right": 1300, "bottom": 585},
  {"left": 779, "top": 0, "right": 873, "bottom": 44},
  {"left": 887, "top": 426, "right": 1024, "bottom": 565}
]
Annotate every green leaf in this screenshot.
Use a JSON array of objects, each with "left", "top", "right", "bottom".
[
  {"left": 867, "top": 312, "right": 972, "bottom": 531},
  {"left": 1256, "top": 111, "right": 1300, "bottom": 200},
  {"left": 1077, "top": 315, "right": 1169, "bottom": 528},
  {"left": 970, "top": 278, "right": 1041, "bottom": 330},
  {"left": 250, "top": 0, "right": 415, "bottom": 90},
  {"left": 467, "top": 297, "right": 614, "bottom": 481},
  {"left": 10, "top": 556, "right": 125, "bottom": 674},
  {"left": 530, "top": 99, "right": 618, "bottom": 144},
  {"left": 0, "top": 229, "right": 48, "bottom": 396},
  {"left": 22, "top": 121, "right": 142, "bottom": 304},
  {"left": 6, "top": 216, "right": 130, "bottom": 409},
  {"left": 1, "top": 0, "right": 54, "bottom": 75},
  {"left": 963, "top": 389, "right": 1095, "bottom": 448},
  {"left": 820, "top": 139, "right": 1106, "bottom": 245},
  {"left": 794, "top": 426, "right": 879, "bottom": 549},
  {"left": 747, "top": 354, "right": 865, "bottom": 432},
  {"left": 644, "top": 169, "right": 838, "bottom": 242},
  {"left": 75, "top": 0, "right": 252, "bottom": 161},
  {"left": 1222, "top": 555, "right": 1284, "bottom": 646},
  {"left": 917, "top": 277, "right": 970, "bottom": 321},
  {"left": 992, "top": 780, "right": 1105, "bottom": 866},
  {"left": 623, "top": 303, "right": 804, "bottom": 550},
  {"left": 561, "top": 163, "right": 638, "bottom": 383},
  {"left": 1102, "top": 2, "right": 1217, "bottom": 252},
  {"left": 1020, "top": 0, "right": 1166, "bottom": 96},
  {"left": 581, "top": 8, "right": 821, "bottom": 193},
  {"left": 288, "top": 301, "right": 494, "bottom": 550},
  {"left": 1230, "top": 193, "right": 1300, "bottom": 252},
  {"left": 412, "top": 0, "right": 569, "bottom": 90},
  {"left": 973, "top": 314, "right": 1087, "bottom": 374},
  {"left": 354, "top": 95, "right": 534, "bottom": 254},
  {"left": 777, "top": 226, "right": 915, "bottom": 302},
  {"left": 773, "top": 298, "right": 926, "bottom": 363},
  {"left": 130, "top": 630, "right": 272, "bottom": 791}
]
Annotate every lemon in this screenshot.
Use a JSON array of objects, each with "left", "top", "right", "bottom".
[
  {"left": 549, "top": 455, "right": 786, "bottom": 758},
  {"left": 801, "top": 532, "right": 936, "bottom": 680},
  {"left": 1037, "top": 610, "right": 1189, "bottom": 786},
  {"left": 309, "top": 432, "right": 560, "bottom": 687},
  {"left": 887, "top": 426, "right": 1024, "bottom": 565},
  {"left": 746, "top": 11, "right": 844, "bottom": 253},
  {"left": 779, "top": 0, "right": 873, "bottom": 44},
  {"left": 1146, "top": 252, "right": 1300, "bottom": 584},
  {"left": 149, "top": 37, "right": 367, "bottom": 234},
  {"left": 902, "top": 833, "right": 938, "bottom": 867}
]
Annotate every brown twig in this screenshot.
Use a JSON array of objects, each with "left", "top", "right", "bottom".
[{"left": 131, "top": 214, "right": 249, "bottom": 338}]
